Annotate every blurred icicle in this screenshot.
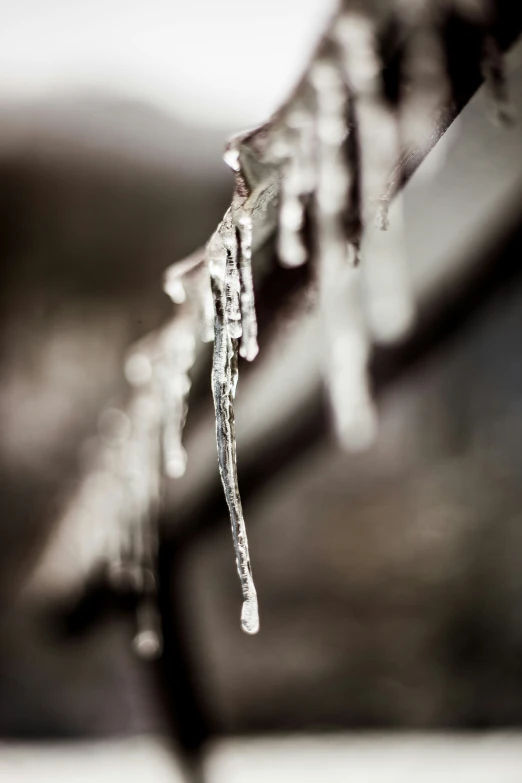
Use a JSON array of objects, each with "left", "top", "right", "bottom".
[
  {"left": 275, "top": 107, "right": 316, "bottom": 268},
  {"left": 160, "top": 250, "right": 216, "bottom": 480},
  {"left": 336, "top": 10, "right": 415, "bottom": 344},
  {"left": 163, "top": 249, "right": 215, "bottom": 343},
  {"left": 125, "top": 396, "right": 158, "bottom": 559},
  {"left": 360, "top": 201, "right": 413, "bottom": 344},
  {"left": 96, "top": 408, "right": 133, "bottom": 585},
  {"left": 311, "top": 56, "right": 377, "bottom": 451},
  {"left": 207, "top": 219, "right": 259, "bottom": 635},
  {"left": 124, "top": 390, "right": 163, "bottom": 658},
  {"left": 133, "top": 598, "right": 163, "bottom": 660},
  {"left": 327, "top": 267, "right": 377, "bottom": 451},
  {"left": 120, "top": 257, "right": 211, "bottom": 652},
  {"left": 73, "top": 388, "right": 165, "bottom": 659},
  {"left": 108, "top": 247, "right": 213, "bottom": 650},
  {"left": 119, "top": 319, "right": 191, "bottom": 656},
  {"left": 158, "top": 317, "right": 197, "bottom": 479}
]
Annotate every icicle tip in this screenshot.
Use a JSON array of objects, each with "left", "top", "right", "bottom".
[
  {"left": 165, "top": 447, "right": 188, "bottom": 479},
  {"left": 239, "top": 340, "right": 259, "bottom": 362},
  {"left": 133, "top": 629, "right": 163, "bottom": 660},
  {"left": 241, "top": 594, "right": 260, "bottom": 635}
]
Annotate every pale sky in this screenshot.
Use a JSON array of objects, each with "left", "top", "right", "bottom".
[{"left": 0, "top": 0, "right": 333, "bottom": 128}]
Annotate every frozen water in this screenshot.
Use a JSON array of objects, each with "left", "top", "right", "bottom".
[
  {"left": 49, "top": 1, "right": 511, "bottom": 638},
  {"left": 208, "top": 217, "right": 259, "bottom": 634},
  {"left": 236, "top": 210, "right": 259, "bottom": 361}
]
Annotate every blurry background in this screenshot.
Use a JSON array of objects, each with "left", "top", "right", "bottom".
[{"left": 1, "top": 1, "right": 522, "bottom": 781}]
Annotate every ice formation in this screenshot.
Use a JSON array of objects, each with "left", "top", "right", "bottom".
[
  {"left": 310, "top": 55, "right": 378, "bottom": 449},
  {"left": 53, "top": 0, "right": 511, "bottom": 640},
  {"left": 207, "top": 211, "right": 259, "bottom": 634}
]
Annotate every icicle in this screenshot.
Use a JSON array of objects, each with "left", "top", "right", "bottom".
[
  {"left": 164, "top": 276, "right": 186, "bottom": 305},
  {"left": 164, "top": 250, "right": 215, "bottom": 344},
  {"left": 94, "top": 408, "right": 131, "bottom": 585},
  {"left": 360, "top": 199, "right": 413, "bottom": 344},
  {"left": 159, "top": 317, "right": 197, "bottom": 479},
  {"left": 162, "top": 253, "right": 219, "bottom": 482},
  {"left": 223, "top": 127, "right": 256, "bottom": 175},
  {"left": 311, "top": 55, "right": 377, "bottom": 451},
  {"left": 275, "top": 107, "right": 316, "bottom": 269},
  {"left": 124, "top": 394, "right": 157, "bottom": 571},
  {"left": 278, "top": 159, "right": 308, "bottom": 267},
  {"left": 335, "top": 11, "right": 415, "bottom": 345},
  {"left": 335, "top": 14, "right": 392, "bottom": 202},
  {"left": 224, "top": 134, "right": 260, "bottom": 362},
  {"left": 223, "top": 145, "right": 241, "bottom": 173},
  {"left": 199, "top": 269, "right": 216, "bottom": 343},
  {"left": 236, "top": 210, "right": 259, "bottom": 361},
  {"left": 103, "top": 352, "right": 165, "bottom": 659},
  {"left": 125, "top": 351, "right": 153, "bottom": 388},
  {"left": 328, "top": 265, "right": 377, "bottom": 451},
  {"left": 207, "top": 222, "right": 259, "bottom": 635},
  {"left": 163, "top": 251, "right": 201, "bottom": 302},
  {"left": 222, "top": 209, "right": 242, "bottom": 340},
  {"left": 199, "top": 139, "right": 261, "bottom": 631},
  {"left": 133, "top": 597, "right": 163, "bottom": 660},
  {"left": 125, "top": 389, "right": 164, "bottom": 657}
]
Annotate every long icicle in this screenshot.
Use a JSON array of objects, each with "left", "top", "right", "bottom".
[
  {"left": 311, "top": 55, "right": 377, "bottom": 451},
  {"left": 336, "top": 10, "right": 415, "bottom": 345},
  {"left": 208, "top": 222, "right": 259, "bottom": 634}
]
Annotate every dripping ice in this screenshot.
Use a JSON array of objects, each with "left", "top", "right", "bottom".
[
  {"left": 207, "top": 204, "right": 260, "bottom": 635},
  {"left": 40, "top": 2, "right": 513, "bottom": 642}
]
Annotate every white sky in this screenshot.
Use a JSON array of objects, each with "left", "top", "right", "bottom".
[{"left": 0, "top": 0, "right": 333, "bottom": 128}]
